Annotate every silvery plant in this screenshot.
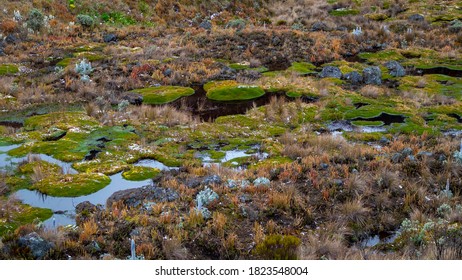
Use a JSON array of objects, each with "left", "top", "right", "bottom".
[{"left": 75, "top": 59, "right": 92, "bottom": 82}]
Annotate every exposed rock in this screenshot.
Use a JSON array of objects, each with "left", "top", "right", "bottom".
[
  {"left": 185, "top": 177, "right": 201, "bottom": 188},
  {"left": 362, "top": 66, "right": 382, "bottom": 85},
  {"left": 391, "top": 152, "right": 405, "bottom": 163},
  {"left": 5, "top": 34, "right": 18, "bottom": 44},
  {"left": 384, "top": 60, "right": 405, "bottom": 77},
  {"left": 401, "top": 147, "right": 413, "bottom": 156},
  {"left": 75, "top": 201, "right": 98, "bottom": 214},
  {"left": 202, "top": 175, "right": 222, "bottom": 186},
  {"left": 253, "top": 177, "right": 271, "bottom": 187},
  {"left": 163, "top": 68, "right": 172, "bottom": 77},
  {"left": 84, "top": 149, "right": 101, "bottom": 161},
  {"left": 18, "top": 232, "right": 54, "bottom": 259},
  {"left": 408, "top": 14, "right": 425, "bottom": 22},
  {"left": 107, "top": 184, "right": 179, "bottom": 208},
  {"left": 319, "top": 66, "right": 342, "bottom": 79},
  {"left": 103, "top": 33, "right": 117, "bottom": 43},
  {"left": 199, "top": 20, "right": 212, "bottom": 30},
  {"left": 343, "top": 71, "right": 363, "bottom": 85},
  {"left": 310, "top": 21, "right": 331, "bottom": 32}
]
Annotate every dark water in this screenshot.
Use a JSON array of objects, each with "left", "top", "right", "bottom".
[
  {"left": 411, "top": 67, "right": 462, "bottom": 78},
  {"left": 352, "top": 113, "right": 406, "bottom": 126},
  {"left": 1, "top": 145, "right": 172, "bottom": 228},
  {"left": 170, "top": 85, "right": 315, "bottom": 121}
]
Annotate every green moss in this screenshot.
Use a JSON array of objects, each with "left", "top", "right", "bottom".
[
  {"left": 131, "top": 86, "right": 195, "bottom": 105},
  {"left": 204, "top": 80, "right": 265, "bottom": 101},
  {"left": 253, "top": 234, "right": 301, "bottom": 260},
  {"left": 24, "top": 111, "right": 98, "bottom": 131},
  {"left": 358, "top": 50, "right": 405, "bottom": 63},
  {"left": 56, "top": 57, "right": 74, "bottom": 68},
  {"left": 398, "top": 75, "right": 462, "bottom": 100},
  {"left": 343, "top": 132, "right": 386, "bottom": 142},
  {"left": 0, "top": 203, "right": 53, "bottom": 236},
  {"left": 288, "top": 62, "right": 317, "bottom": 75},
  {"left": 31, "top": 173, "right": 110, "bottom": 197},
  {"left": 329, "top": 8, "right": 360, "bottom": 16},
  {"left": 0, "top": 64, "right": 19, "bottom": 75},
  {"left": 122, "top": 166, "right": 160, "bottom": 181},
  {"left": 73, "top": 160, "right": 129, "bottom": 175},
  {"left": 229, "top": 63, "right": 250, "bottom": 70},
  {"left": 351, "top": 120, "right": 384, "bottom": 126},
  {"left": 18, "top": 160, "right": 62, "bottom": 175},
  {"left": 209, "top": 150, "right": 226, "bottom": 160}
]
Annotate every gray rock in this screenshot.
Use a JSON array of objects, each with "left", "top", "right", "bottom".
[
  {"left": 333, "top": 179, "right": 344, "bottom": 186},
  {"left": 107, "top": 184, "right": 179, "bottom": 208},
  {"left": 384, "top": 60, "right": 405, "bottom": 77},
  {"left": 363, "top": 66, "right": 382, "bottom": 85},
  {"left": 163, "top": 68, "right": 172, "bottom": 77},
  {"left": 199, "top": 20, "right": 212, "bottom": 30},
  {"left": 5, "top": 34, "right": 18, "bottom": 44},
  {"left": 417, "top": 151, "right": 433, "bottom": 157},
  {"left": 391, "top": 152, "right": 405, "bottom": 163},
  {"left": 379, "top": 136, "right": 390, "bottom": 145},
  {"left": 319, "top": 66, "right": 342, "bottom": 79},
  {"left": 343, "top": 71, "right": 363, "bottom": 85},
  {"left": 103, "top": 33, "right": 117, "bottom": 43},
  {"left": 18, "top": 232, "right": 54, "bottom": 259},
  {"left": 253, "top": 177, "right": 271, "bottom": 187},
  {"left": 401, "top": 147, "right": 413, "bottom": 156},
  {"left": 408, "top": 14, "right": 425, "bottom": 22},
  {"left": 75, "top": 201, "right": 97, "bottom": 214},
  {"left": 320, "top": 163, "right": 329, "bottom": 170},
  {"left": 311, "top": 21, "right": 331, "bottom": 32},
  {"left": 203, "top": 175, "right": 222, "bottom": 186}
]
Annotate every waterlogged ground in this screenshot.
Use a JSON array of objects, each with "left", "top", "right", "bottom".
[{"left": 3, "top": 0, "right": 462, "bottom": 260}]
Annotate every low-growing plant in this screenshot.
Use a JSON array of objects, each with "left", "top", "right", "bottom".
[{"left": 27, "top": 8, "right": 44, "bottom": 32}]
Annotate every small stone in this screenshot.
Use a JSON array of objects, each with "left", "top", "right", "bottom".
[
  {"left": 311, "top": 21, "right": 331, "bottom": 32},
  {"left": 18, "top": 232, "right": 54, "bottom": 259},
  {"left": 343, "top": 71, "right": 363, "bottom": 85},
  {"left": 384, "top": 60, "right": 405, "bottom": 77},
  {"left": 203, "top": 175, "right": 222, "bottom": 186},
  {"left": 103, "top": 33, "right": 117, "bottom": 43},
  {"left": 253, "top": 177, "right": 271, "bottom": 187},
  {"left": 163, "top": 68, "right": 172, "bottom": 77},
  {"left": 319, "top": 66, "right": 342, "bottom": 79},
  {"left": 401, "top": 147, "right": 413, "bottom": 156},
  {"left": 199, "top": 20, "right": 212, "bottom": 30},
  {"left": 363, "top": 66, "right": 382, "bottom": 85}
]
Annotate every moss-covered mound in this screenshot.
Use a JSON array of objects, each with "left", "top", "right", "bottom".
[
  {"left": 0, "top": 64, "right": 19, "bottom": 76},
  {"left": 205, "top": 80, "right": 265, "bottom": 101},
  {"left": 0, "top": 203, "right": 52, "bottom": 236},
  {"left": 121, "top": 166, "right": 160, "bottom": 181},
  {"left": 131, "top": 86, "right": 195, "bottom": 105},
  {"left": 31, "top": 173, "right": 110, "bottom": 197}
]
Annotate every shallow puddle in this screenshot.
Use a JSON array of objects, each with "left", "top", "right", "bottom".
[{"left": 1, "top": 145, "right": 172, "bottom": 228}]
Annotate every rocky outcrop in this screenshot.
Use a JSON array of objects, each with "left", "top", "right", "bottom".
[
  {"left": 107, "top": 184, "right": 179, "bottom": 208},
  {"left": 319, "top": 66, "right": 342, "bottom": 79},
  {"left": 363, "top": 66, "right": 382, "bottom": 85}
]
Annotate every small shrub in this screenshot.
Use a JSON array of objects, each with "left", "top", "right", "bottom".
[
  {"left": 76, "top": 14, "right": 95, "bottom": 29},
  {"left": 225, "top": 18, "right": 246, "bottom": 30},
  {"left": 254, "top": 234, "right": 301, "bottom": 260},
  {"left": 0, "top": 20, "right": 18, "bottom": 34},
  {"left": 27, "top": 9, "right": 44, "bottom": 32}
]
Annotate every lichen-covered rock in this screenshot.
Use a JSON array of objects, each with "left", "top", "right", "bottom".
[
  {"left": 199, "top": 20, "right": 212, "bottom": 30},
  {"left": 384, "top": 60, "right": 405, "bottom": 77},
  {"left": 195, "top": 186, "right": 219, "bottom": 207},
  {"left": 343, "top": 71, "right": 363, "bottom": 85},
  {"left": 362, "top": 66, "right": 382, "bottom": 85},
  {"left": 107, "top": 184, "right": 179, "bottom": 208},
  {"left": 319, "top": 66, "right": 342, "bottom": 79},
  {"left": 253, "top": 177, "right": 271, "bottom": 187},
  {"left": 202, "top": 175, "right": 222, "bottom": 186},
  {"left": 18, "top": 232, "right": 55, "bottom": 259}
]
